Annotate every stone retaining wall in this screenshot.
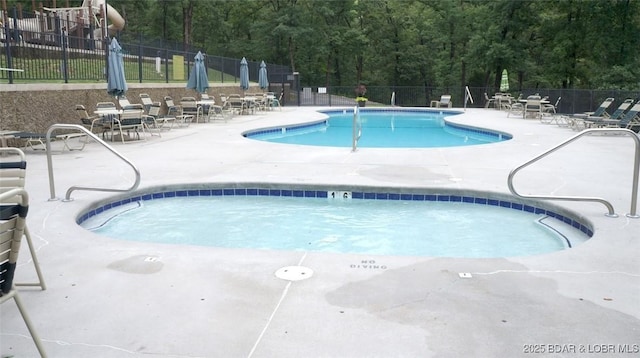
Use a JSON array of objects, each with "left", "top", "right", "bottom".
[{"left": 0, "top": 83, "right": 280, "bottom": 133}]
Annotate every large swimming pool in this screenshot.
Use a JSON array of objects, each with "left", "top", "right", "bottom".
[
  {"left": 244, "top": 108, "right": 512, "bottom": 148},
  {"left": 78, "top": 185, "right": 592, "bottom": 258}
]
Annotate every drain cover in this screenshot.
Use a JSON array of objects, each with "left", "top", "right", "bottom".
[{"left": 275, "top": 266, "right": 314, "bottom": 281}]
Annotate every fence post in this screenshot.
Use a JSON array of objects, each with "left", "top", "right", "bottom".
[{"left": 137, "top": 32, "right": 143, "bottom": 83}]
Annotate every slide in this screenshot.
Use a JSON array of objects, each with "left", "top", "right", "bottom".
[{"left": 82, "top": 0, "right": 125, "bottom": 35}]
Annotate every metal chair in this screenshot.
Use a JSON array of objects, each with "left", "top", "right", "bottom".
[
  {"left": 0, "top": 148, "right": 46, "bottom": 291},
  {"left": 0, "top": 187, "right": 47, "bottom": 357}
]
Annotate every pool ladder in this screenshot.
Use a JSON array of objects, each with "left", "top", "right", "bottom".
[
  {"left": 45, "top": 124, "right": 141, "bottom": 201},
  {"left": 508, "top": 128, "right": 639, "bottom": 218},
  {"left": 352, "top": 105, "right": 362, "bottom": 152}
]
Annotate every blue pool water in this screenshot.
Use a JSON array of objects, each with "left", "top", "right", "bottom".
[
  {"left": 79, "top": 187, "right": 591, "bottom": 258},
  {"left": 244, "top": 109, "right": 511, "bottom": 148}
]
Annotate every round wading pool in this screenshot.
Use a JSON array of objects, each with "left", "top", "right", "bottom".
[{"left": 77, "top": 184, "right": 592, "bottom": 258}]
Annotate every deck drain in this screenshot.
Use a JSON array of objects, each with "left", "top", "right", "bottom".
[{"left": 275, "top": 266, "right": 314, "bottom": 281}]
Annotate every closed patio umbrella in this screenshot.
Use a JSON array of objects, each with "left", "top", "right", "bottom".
[
  {"left": 258, "top": 60, "right": 268, "bottom": 91},
  {"left": 500, "top": 69, "right": 509, "bottom": 92},
  {"left": 186, "top": 51, "right": 209, "bottom": 94},
  {"left": 107, "top": 38, "right": 127, "bottom": 98},
  {"left": 240, "top": 57, "right": 249, "bottom": 93}
]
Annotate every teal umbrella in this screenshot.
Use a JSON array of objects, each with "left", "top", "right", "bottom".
[
  {"left": 186, "top": 51, "right": 209, "bottom": 94},
  {"left": 240, "top": 57, "right": 249, "bottom": 93},
  {"left": 258, "top": 60, "right": 268, "bottom": 90},
  {"left": 500, "top": 69, "right": 509, "bottom": 92},
  {"left": 107, "top": 38, "right": 127, "bottom": 97}
]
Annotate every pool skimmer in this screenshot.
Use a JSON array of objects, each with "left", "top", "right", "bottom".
[{"left": 275, "top": 266, "right": 314, "bottom": 281}]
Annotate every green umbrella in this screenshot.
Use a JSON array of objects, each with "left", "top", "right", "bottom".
[{"left": 500, "top": 69, "right": 509, "bottom": 92}]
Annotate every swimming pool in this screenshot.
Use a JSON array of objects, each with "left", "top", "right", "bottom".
[
  {"left": 244, "top": 108, "right": 512, "bottom": 148},
  {"left": 78, "top": 184, "right": 592, "bottom": 258}
]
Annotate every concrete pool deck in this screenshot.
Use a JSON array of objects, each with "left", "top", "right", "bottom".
[{"left": 1, "top": 107, "right": 639, "bottom": 357}]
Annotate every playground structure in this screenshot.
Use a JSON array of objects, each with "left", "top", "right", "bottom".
[{"left": 0, "top": 0, "right": 124, "bottom": 49}]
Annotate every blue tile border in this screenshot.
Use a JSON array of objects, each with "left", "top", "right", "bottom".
[{"left": 77, "top": 187, "right": 593, "bottom": 238}]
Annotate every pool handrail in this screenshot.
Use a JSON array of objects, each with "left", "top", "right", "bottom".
[
  {"left": 507, "top": 127, "right": 640, "bottom": 218},
  {"left": 352, "top": 105, "right": 362, "bottom": 152},
  {"left": 45, "top": 124, "right": 141, "bottom": 201}
]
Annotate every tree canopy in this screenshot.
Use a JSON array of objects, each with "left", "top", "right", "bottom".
[{"left": 7, "top": 0, "right": 640, "bottom": 89}]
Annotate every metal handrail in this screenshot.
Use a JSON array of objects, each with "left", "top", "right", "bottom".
[
  {"left": 508, "top": 128, "right": 640, "bottom": 218},
  {"left": 45, "top": 124, "right": 141, "bottom": 201},
  {"left": 464, "top": 85, "right": 473, "bottom": 111},
  {"left": 352, "top": 105, "right": 362, "bottom": 152}
]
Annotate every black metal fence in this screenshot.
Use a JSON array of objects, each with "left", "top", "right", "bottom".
[
  {"left": 0, "top": 7, "right": 291, "bottom": 85},
  {"left": 292, "top": 85, "right": 640, "bottom": 115},
  {"left": 2, "top": 6, "right": 638, "bottom": 114}
]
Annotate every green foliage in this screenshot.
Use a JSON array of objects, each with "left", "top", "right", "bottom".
[{"left": 3, "top": 0, "right": 639, "bottom": 90}]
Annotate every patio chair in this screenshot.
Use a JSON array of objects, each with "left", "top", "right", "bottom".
[
  {"left": 139, "top": 93, "right": 154, "bottom": 113},
  {"left": 540, "top": 97, "right": 562, "bottom": 124},
  {"left": 430, "top": 94, "right": 452, "bottom": 108},
  {"left": 117, "top": 96, "right": 131, "bottom": 109},
  {"left": 226, "top": 96, "right": 247, "bottom": 115},
  {"left": 95, "top": 101, "right": 117, "bottom": 112},
  {"left": 523, "top": 95, "right": 543, "bottom": 119},
  {"left": 484, "top": 93, "right": 495, "bottom": 109},
  {"left": 265, "top": 91, "right": 282, "bottom": 110},
  {"left": 0, "top": 148, "right": 46, "bottom": 291},
  {"left": 143, "top": 103, "right": 175, "bottom": 131},
  {"left": 76, "top": 104, "right": 107, "bottom": 138},
  {"left": 112, "top": 104, "right": 144, "bottom": 143},
  {"left": 164, "top": 96, "right": 193, "bottom": 127},
  {"left": 180, "top": 97, "right": 204, "bottom": 123},
  {"left": 542, "top": 96, "right": 561, "bottom": 115},
  {"left": 504, "top": 96, "right": 524, "bottom": 117},
  {"left": 0, "top": 187, "right": 48, "bottom": 357}
]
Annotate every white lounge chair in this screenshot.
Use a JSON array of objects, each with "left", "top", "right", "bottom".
[
  {"left": 431, "top": 94, "right": 452, "bottom": 108},
  {"left": 0, "top": 187, "right": 47, "bottom": 357}
]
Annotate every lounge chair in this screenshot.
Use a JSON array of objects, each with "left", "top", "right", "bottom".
[
  {"left": 10, "top": 131, "right": 87, "bottom": 152},
  {"left": 582, "top": 99, "right": 635, "bottom": 128},
  {"left": 564, "top": 97, "right": 615, "bottom": 130},
  {"left": 0, "top": 147, "right": 46, "bottom": 291},
  {"left": 596, "top": 102, "right": 640, "bottom": 131},
  {"left": 430, "top": 94, "right": 452, "bottom": 108},
  {"left": 575, "top": 97, "right": 615, "bottom": 118},
  {"left": 0, "top": 187, "right": 47, "bottom": 357}
]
